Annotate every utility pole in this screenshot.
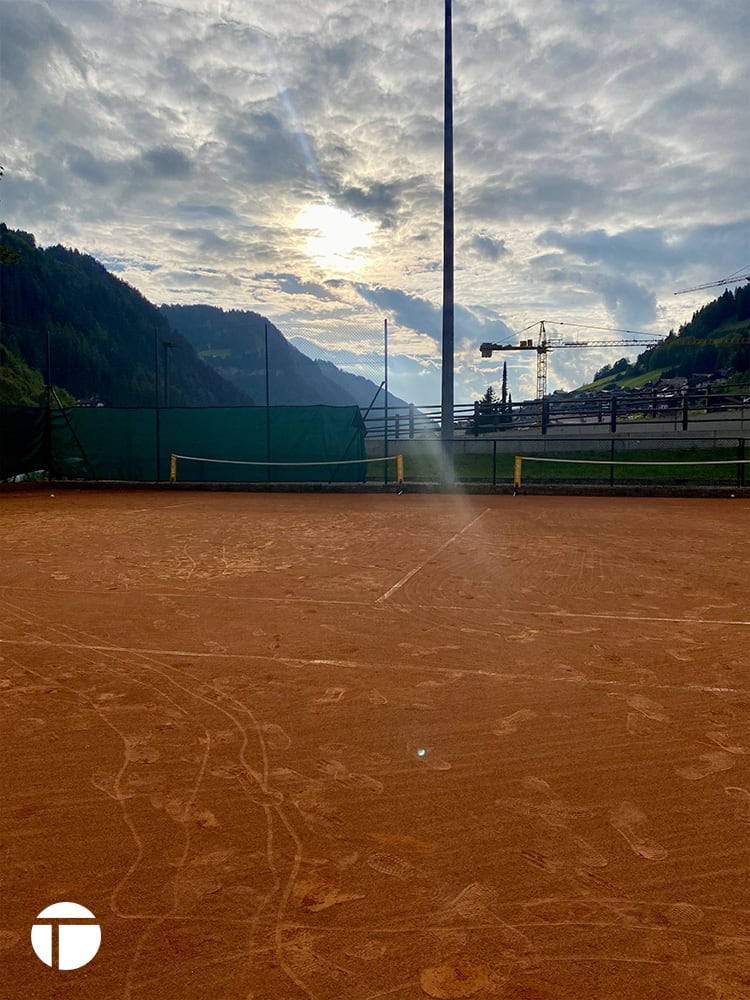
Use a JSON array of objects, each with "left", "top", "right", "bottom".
[{"left": 440, "top": 0, "right": 455, "bottom": 484}]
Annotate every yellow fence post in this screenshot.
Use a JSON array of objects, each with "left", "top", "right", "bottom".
[
  {"left": 513, "top": 455, "right": 522, "bottom": 492},
  {"left": 396, "top": 454, "right": 404, "bottom": 485},
  {"left": 170, "top": 453, "right": 177, "bottom": 483}
]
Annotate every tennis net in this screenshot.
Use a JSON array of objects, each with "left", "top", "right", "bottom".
[
  {"left": 170, "top": 452, "right": 404, "bottom": 486},
  {"left": 513, "top": 452, "right": 748, "bottom": 489}
]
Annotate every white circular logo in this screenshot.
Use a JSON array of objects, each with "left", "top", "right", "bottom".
[{"left": 31, "top": 902, "right": 101, "bottom": 970}]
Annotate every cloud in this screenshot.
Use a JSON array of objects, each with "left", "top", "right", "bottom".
[
  {"left": 140, "top": 146, "right": 192, "bottom": 179},
  {"left": 257, "top": 272, "right": 335, "bottom": 300},
  {"left": 533, "top": 221, "right": 750, "bottom": 328},
  {"left": 355, "top": 285, "right": 442, "bottom": 340},
  {"left": 354, "top": 284, "right": 516, "bottom": 350},
  {"left": 0, "top": 0, "right": 84, "bottom": 91},
  {"left": 1, "top": 0, "right": 748, "bottom": 401},
  {"left": 537, "top": 227, "right": 677, "bottom": 274},
  {"left": 334, "top": 181, "right": 403, "bottom": 229},
  {"left": 468, "top": 233, "right": 507, "bottom": 262},
  {"left": 222, "top": 111, "right": 317, "bottom": 186}
]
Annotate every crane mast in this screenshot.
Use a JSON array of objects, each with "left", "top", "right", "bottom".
[{"left": 480, "top": 322, "right": 660, "bottom": 399}]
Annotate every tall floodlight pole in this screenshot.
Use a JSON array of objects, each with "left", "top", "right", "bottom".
[
  {"left": 440, "top": 0, "right": 455, "bottom": 484},
  {"left": 265, "top": 323, "right": 271, "bottom": 481},
  {"left": 154, "top": 328, "right": 161, "bottom": 482},
  {"left": 384, "top": 318, "right": 389, "bottom": 482}
]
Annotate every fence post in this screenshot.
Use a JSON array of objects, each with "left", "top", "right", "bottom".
[
  {"left": 610, "top": 438, "right": 615, "bottom": 487},
  {"left": 610, "top": 397, "right": 617, "bottom": 433},
  {"left": 513, "top": 455, "right": 522, "bottom": 492},
  {"left": 739, "top": 439, "right": 746, "bottom": 489},
  {"left": 682, "top": 391, "right": 689, "bottom": 431},
  {"left": 492, "top": 439, "right": 497, "bottom": 488},
  {"left": 409, "top": 403, "right": 415, "bottom": 439}
]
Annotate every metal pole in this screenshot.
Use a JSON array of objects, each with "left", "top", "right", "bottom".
[
  {"left": 738, "top": 438, "right": 745, "bottom": 489},
  {"left": 440, "top": 0, "right": 455, "bottom": 485},
  {"left": 45, "top": 329, "right": 53, "bottom": 479},
  {"left": 163, "top": 341, "right": 173, "bottom": 408},
  {"left": 265, "top": 323, "right": 271, "bottom": 481},
  {"left": 154, "top": 328, "right": 161, "bottom": 481},
  {"left": 46, "top": 327, "right": 52, "bottom": 399},
  {"left": 384, "top": 318, "right": 389, "bottom": 483}
]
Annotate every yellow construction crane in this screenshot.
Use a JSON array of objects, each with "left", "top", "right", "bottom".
[{"left": 480, "top": 321, "right": 660, "bottom": 399}]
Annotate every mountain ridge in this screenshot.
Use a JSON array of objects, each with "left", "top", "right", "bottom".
[
  {"left": 0, "top": 225, "right": 251, "bottom": 407},
  {"left": 0, "top": 225, "right": 405, "bottom": 411}
]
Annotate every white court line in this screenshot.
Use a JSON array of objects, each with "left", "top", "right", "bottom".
[
  {"left": 3, "top": 637, "right": 748, "bottom": 697},
  {"left": 125, "top": 503, "right": 199, "bottom": 513},
  {"left": 406, "top": 606, "right": 750, "bottom": 628},
  {"left": 0, "top": 585, "right": 370, "bottom": 608},
  {"left": 532, "top": 610, "right": 750, "bottom": 627},
  {"left": 376, "top": 507, "right": 491, "bottom": 604},
  {"left": 2, "top": 583, "right": 747, "bottom": 627},
  {"left": 0, "top": 637, "right": 273, "bottom": 660}
]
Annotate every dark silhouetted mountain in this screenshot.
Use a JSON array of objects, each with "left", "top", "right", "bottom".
[
  {"left": 160, "top": 304, "right": 410, "bottom": 409},
  {"left": 0, "top": 225, "right": 251, "bottom": 406},
  {"left": 311, "top": 358, "right": 410, "bottom": 411}
]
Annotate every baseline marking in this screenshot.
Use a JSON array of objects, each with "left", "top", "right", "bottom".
[
  {"left": 1, "top": 589, "right": 747, "bottom": 627},
  {"left": 3, "top": 638, "right": 748, "bottom": 696},
  {"left": 376, "top": 508, "right": 491, "bottom": 605},
  {"left": 531, "top": 610, "right": 750, "bottom": 628}
]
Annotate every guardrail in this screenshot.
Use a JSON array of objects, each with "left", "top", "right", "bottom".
[{"left": 362, "top": 389, "right": 749, "bottom": 439}]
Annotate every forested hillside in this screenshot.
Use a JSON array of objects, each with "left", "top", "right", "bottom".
[
  {"left": 590, "top": 285, "right": 750, "bottom": 389},
  {"left": 0, "top": 225, "right": 251, "bottom": 407},
  {"left": 160, "top": 304, "right": 359, "bottom": 407},
  {"left": 161, "top": 305, "right": 410, "bottom": 410},
  {"left": 0, "top": 225, "right": 404, "bottom": 412}
]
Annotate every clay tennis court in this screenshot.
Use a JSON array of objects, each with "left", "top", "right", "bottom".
[{"left": 2, "top": 488, "right": 749, "bottom": 999}]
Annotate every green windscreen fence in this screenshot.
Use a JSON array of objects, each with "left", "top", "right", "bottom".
[
  {"left": 0, "top": 405, "right": 47, "bottom": 480},
  {"left": 41, "top": 405, "right": 366, "bottom": 483}
]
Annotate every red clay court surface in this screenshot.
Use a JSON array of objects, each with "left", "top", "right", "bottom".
[{"left": 1, "top": 489, "right": 749, "bottom": 1000}]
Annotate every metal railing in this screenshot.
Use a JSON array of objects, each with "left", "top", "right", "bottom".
[
  {"left": 362, "top": 388, "right": 749, "bottom": 439},
  {"left": 367, "top": 434, "right": 747, "bottom": 489}
]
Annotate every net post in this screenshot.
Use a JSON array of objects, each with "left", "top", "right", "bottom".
[
  {"left": 170, "top": 453, "right": 177, "bottom": 483},
  {"left": 513, "top": 455, "right": 522, "bottom": 492},
  {"left": 397, "top": 454, "right": 404, "bottom": 485}
]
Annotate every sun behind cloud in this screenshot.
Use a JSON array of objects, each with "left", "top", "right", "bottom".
[{"left": 294, "top": 203, "right": 375, "bottom": 272}]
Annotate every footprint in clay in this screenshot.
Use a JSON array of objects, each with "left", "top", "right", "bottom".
[
  {"left": 609, "top": 801, "right": 667, "bottom": 861},
  {"left": 676, "top": 750, "right": 735, "bottom": 782}
]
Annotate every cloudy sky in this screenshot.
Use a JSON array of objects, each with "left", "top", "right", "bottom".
[{"left": 2, "top": 0, "right": 748, "bottom": 403}]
